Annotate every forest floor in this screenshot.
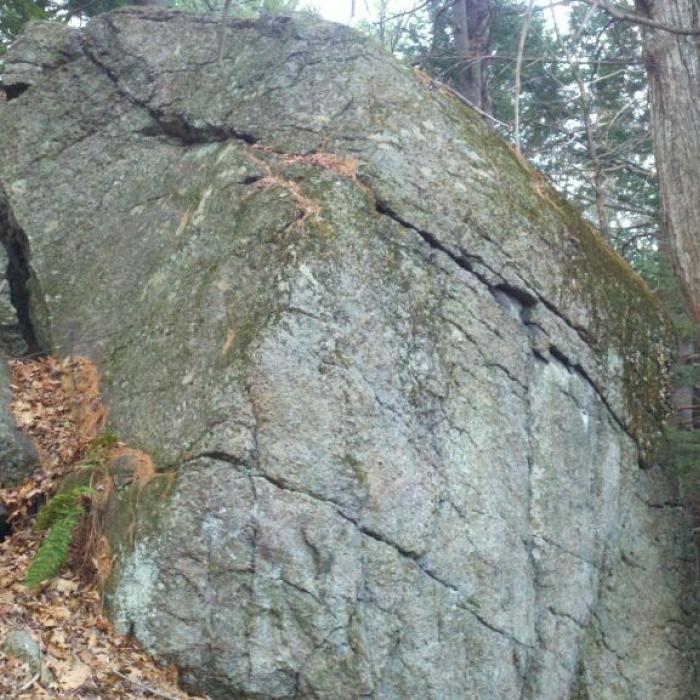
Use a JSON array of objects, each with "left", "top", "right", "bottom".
[{"left": 0, "top": 357, "right": 200, "bottom": 699}]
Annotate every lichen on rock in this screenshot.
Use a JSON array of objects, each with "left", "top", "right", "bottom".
[{"left": 0, "top": 8, "right": 697, "bottom": 699}]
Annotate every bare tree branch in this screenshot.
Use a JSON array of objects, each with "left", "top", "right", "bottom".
[
  {"left": 411, "top": 48, "right": 646, "bottom": 67},
  {"left": 370, "top": 0, "right": 459, "bottom": 27},
  {"left": 431, "top": 76, "right": 512, "bottom": 130},
  {"left": 575, "top": 0, "right": 700, "bottom": 36}
]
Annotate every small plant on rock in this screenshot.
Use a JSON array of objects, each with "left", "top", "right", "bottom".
[{"left": 25, "top": 486, "right": 94, "bottom": 588}]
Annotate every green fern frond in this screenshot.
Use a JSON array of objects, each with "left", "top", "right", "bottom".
[
  {"left": 79, "top": 460, "right": 102, "bottom": 472},
  {"left": 33, "top": 486, "right": 93, "bottom": 532},
  {"left": 85, "top": 433, "right": 119, "bottom": 455},
  {"left": 78, "top": 434, "right": 119, "bottom": 472},
  {"left": 25, "top": 508, "right": 84, "bottom": 588},
  {"left": 25, "top": 486, "right": 94, "bottom": 588}
]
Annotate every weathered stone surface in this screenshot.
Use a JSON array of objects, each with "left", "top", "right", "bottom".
[
  {"left": 2, "top": 627, "right": 41, "bottom": 674},
  {"left": 0, "top": 9, "right": 697, "bottom": 699},
  {"left": 0, "top": 21, "right": 80, "bottom": 96},
  {"left": 0, "top": 359, "right": 38, "bottom": 487}
]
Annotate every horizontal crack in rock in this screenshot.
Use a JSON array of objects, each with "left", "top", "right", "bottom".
[
  {"left": 80, "top": 30, "right": 259, "bottom": 149},
  {"left": 191, "top": 450, "right": 533, "bottom": 647},
  {"left": 546, "top": 344, "right": 630, "bottom": 440},
  {"left": 373, "top": 198, "right": 637, "bottom": 447}
]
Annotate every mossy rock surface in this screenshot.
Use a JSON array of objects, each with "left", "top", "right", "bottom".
[{"left": 0, "top": 9, "right": 696, "bottom": 699}]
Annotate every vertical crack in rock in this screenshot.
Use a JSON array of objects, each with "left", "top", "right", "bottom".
[
  {"left": 0, "top": 185, "right": 45, "bottom": 355},
  {"left": 242, "top": 380, "right": 261, "bottom": 688}
]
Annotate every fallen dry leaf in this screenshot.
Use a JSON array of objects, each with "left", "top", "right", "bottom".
[
  {"left": 0, "top": 356, "right": 201, "bottom": 699},
  {"left": 54, "top": 659, "right": 92, "bottom": 690},
  {"left": 53, "top": 578, "right": 79, "bottom": 594}
]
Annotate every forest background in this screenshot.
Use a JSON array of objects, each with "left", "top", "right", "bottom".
[{"left": 2, "top": 0, "right": 700, "bottom": 478}]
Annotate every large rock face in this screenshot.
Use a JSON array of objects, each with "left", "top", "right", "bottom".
[{"left": 1, "top": 9, "right": 698, "bottom": 698}]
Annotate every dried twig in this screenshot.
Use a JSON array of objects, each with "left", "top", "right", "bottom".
[
  {"left": 110, "top": 669, "right": 183, "bottom": 700},
  {"left": 17, "top": 672, "right": 40, "bottom": 693}
]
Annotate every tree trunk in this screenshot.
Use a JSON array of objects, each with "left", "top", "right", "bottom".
[
  {"left": 453, "top": 0, "right": 473, "bottom": 100},
  {"left": 452, "top": 0, "right": 492, "bottom": 110},
  {"left": 635, "top": 0, "right": 700, "bottom": 321},
  {"left": 671, "top": 340, "right": 696, "bottom": 430}
]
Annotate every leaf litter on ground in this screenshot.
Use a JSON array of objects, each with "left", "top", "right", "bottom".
[{"left": 0, "top": 357, "right": 203, "bottom": 699}]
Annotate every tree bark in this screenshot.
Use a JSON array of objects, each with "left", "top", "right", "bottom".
[
  {"left": 636, "top": 0, "right": 700, "bottom": 321},
  {"left": 453, "top": 0, "right": 473, "bottom": 100},
  {"left": 671, "top": 340, "right": 696, "bottom": 430},
  {"left": 452, "top": 0, "right": 492, "bottom": 110}
]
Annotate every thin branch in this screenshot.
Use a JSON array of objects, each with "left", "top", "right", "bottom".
[
  {"left": 370, "top": 0, "right": 459, "bottom": 27},
  {"left": 550, "top": 0, "right": 611, "bottom": 236},
  {"left": 17, "top": 673, "right": 40, "bottom": 693},
  {"left": 577, "top": 194, "right": 657, "bottom": 216},
  {"left": 432, "top": 77, "right": 512, "bottom": 130},
  {"left": 587, "top": 66, "right": 627, "bottom": 86},
  {"left": 110, "top": 669, "right": 183, "bottom": 700},
  {"left": 575, "top": 0, "right": 700, "bottom": 35},
  {"left": 412, "top": 47, "right": 646, "bottom": 67}
]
